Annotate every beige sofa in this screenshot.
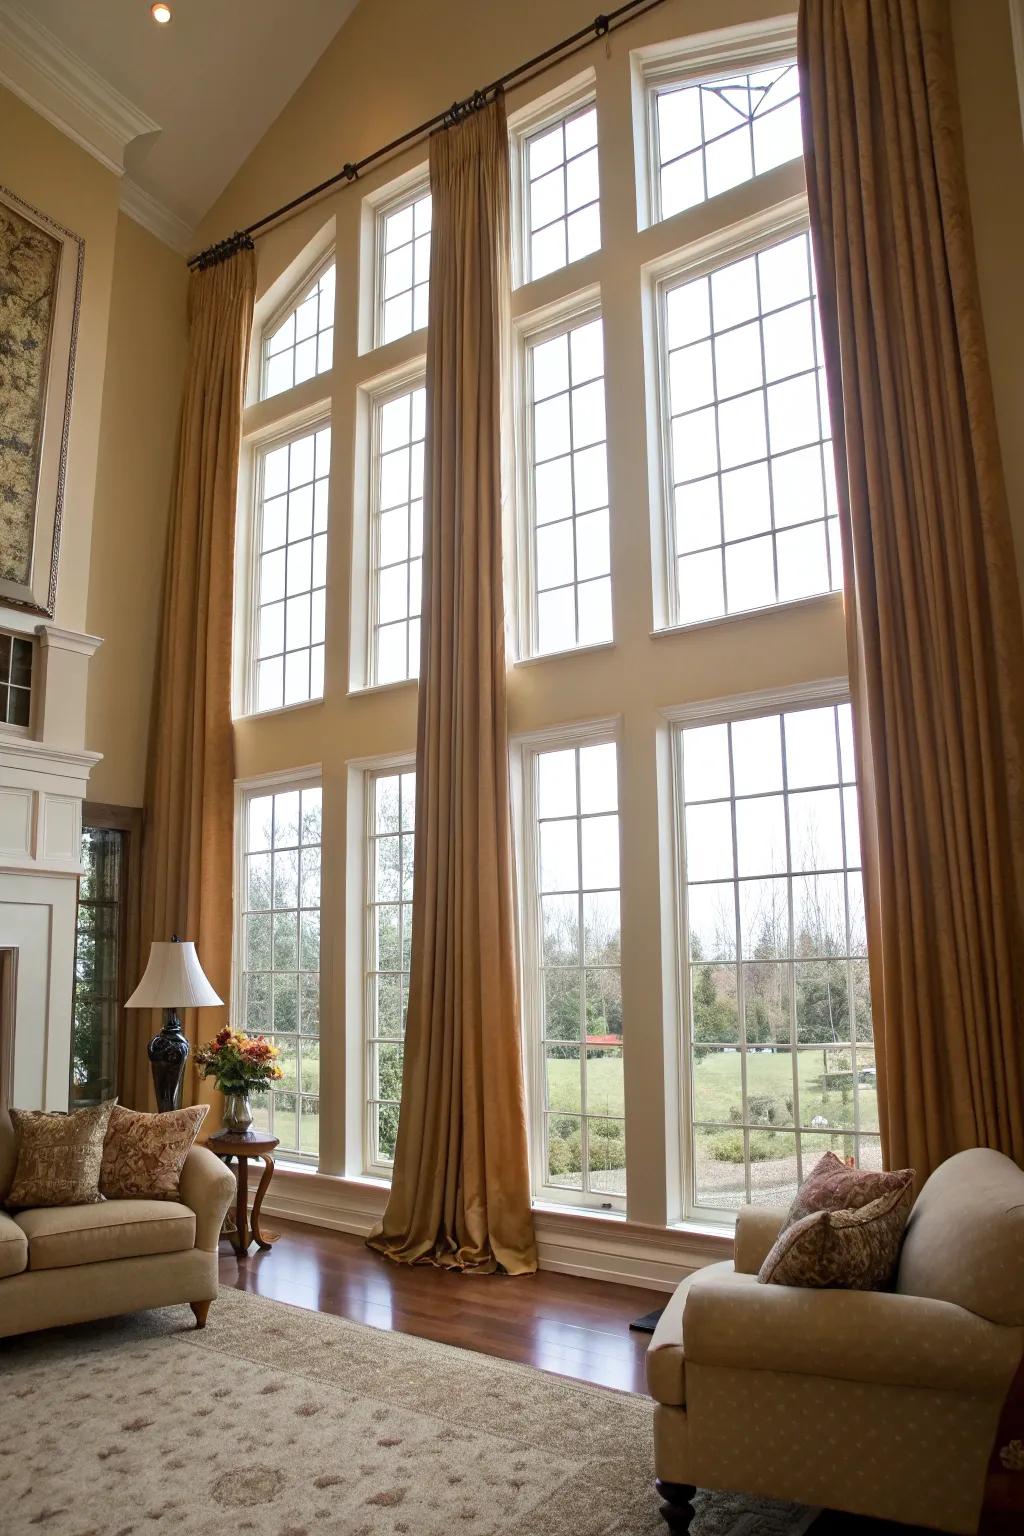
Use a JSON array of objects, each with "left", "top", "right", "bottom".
[
  {"left": 0, "top": 1107, "right": 235, "bottom": 1338},
  {"left": 648, "top": 1148, "right": 1024, "bottom": 1534}
]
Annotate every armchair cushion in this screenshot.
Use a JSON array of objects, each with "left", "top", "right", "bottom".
[
  {"left": 682, "top": 1266, "right": 1024, "bottom": 1396},
  {"left": 759, "top": 1181, "right": 913, "bottom": 1290},
  {"left": 15, "top": 1200, "right": 195, "bottom": 1271},
  {"left": 784, "top": 1149, "right": 913, "bottom": 1227},
  {"left": 7, "top": 1102, "right": 115, "bottom": 1209},
  {"left": 0, "top": 1208, "right": 28, "bottom": 1278},
  {"left": 897, "top": 1147, "right": 1024, "bottom": 1325},
  {"left": 100, "top": 1103, "right": 208, "bottom": 1200}
]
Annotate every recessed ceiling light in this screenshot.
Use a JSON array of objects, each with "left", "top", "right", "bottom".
[{"left": 151, "top": 3, "right": 172, "bottom": 22}]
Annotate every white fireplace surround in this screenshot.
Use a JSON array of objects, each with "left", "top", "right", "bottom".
[{"left": 0, "top": 623, "right": 102, "bottom": 1110}]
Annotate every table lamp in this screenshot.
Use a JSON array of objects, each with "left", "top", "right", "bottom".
[{"left": 126, "top": 936, "right": 223, "bottom": 1112}]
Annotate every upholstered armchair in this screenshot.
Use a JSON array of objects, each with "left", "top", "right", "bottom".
[{"left": 647, "top": 1148, "right": 1024, "bottom": 1533}]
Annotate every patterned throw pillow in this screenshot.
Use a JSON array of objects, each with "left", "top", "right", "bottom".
[
  {"left": 100, "top": 1104, "right": 209, "bottom": 1201},
  {"left": 7, "top": 1102, "right": 116, "bottom": 1209},
  {"left": 783, "top": 1150, "right": 913, "bottom": 1229},
  {"left": 758, "top": 1181, "right": 915, "bottom": 1290}
]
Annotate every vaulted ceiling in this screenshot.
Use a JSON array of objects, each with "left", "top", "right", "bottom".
[{"left": 0, "top": 0, "right": 361, "bottom": 243}]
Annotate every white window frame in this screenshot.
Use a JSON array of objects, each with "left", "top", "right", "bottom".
[
  {"left": 373, "top": 178, "right": 432, "bottom": 349},
  {"left": 515, "top": 716, "right": 626, "bottom": 1213},
  {"left": 259, "top": 248, "right": 337, "bottom": 402},
  {"left": 360, "top": 757, "right": 416, "bottom": 1180},
  {"left": 233, "top": 764, "right": 323, "bottom": 1168},
  {"left": 0, "top": 629, "right": 35, "bottom": 736},
  {"left": 637, "top": 20, "right": 798, "bottom": 230},
  {"left": 515, "top": 291, "right": 615, "bottom": 661},
  {"left": 509, "top": 71, "right": 598, "bottom": 292},
  {"left": 366, "top": 369, "right": 427, "bottom": 689},
  {"left": 664, "top": 677, "right": 868, "bottom": 1225},
  {"left": 650, "top": 194, "right": 838, "bottom": 633},
  {"left": 242, "top": 413, "right": 332, "bottom": 718}
]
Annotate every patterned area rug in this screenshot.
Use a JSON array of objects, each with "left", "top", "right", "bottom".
[{"left": 0, "top": 1288, "right": 817, "bottom": 1536}]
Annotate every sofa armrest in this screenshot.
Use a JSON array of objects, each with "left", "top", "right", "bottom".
[
  {"left": 179, "top": 1146, "right": 235, "bottom": 1252},
  {"left": 733, "top": 1207, "right": 786, "bottom": 1274},
  {"left": 683, "top": 1270, "right": 1024, "bottom": 1396}
]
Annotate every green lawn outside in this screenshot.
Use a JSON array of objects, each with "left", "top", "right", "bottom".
[{"left": 544, "top": 1046, "right": 877, "bottom": 1132}]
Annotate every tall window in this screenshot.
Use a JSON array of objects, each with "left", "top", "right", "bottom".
[
  {"left": 525, "top": 739, "right": 624, "bottom": 1206},
  {"left": 371, "top": 384, "right": 424, "bottom": 684},
  {"left": 239, "top": 781, "right": 322, "bottom": 1162},
  {"left": 71, "top": 825, "right": 126, "bottom": 1106},
  {"left": 0, "top": 633, "right": 32, "bottom": 727},
  {"left": 365, "top": 768, "right": 415, "bottom": 1173},
  {"left": 677, "top": 699, "right": 872, "bottom": 1214},
  {"left": 252, "top": 424, "right": 330, "bottom": 711},
  {"left": 522, "top": 102, "right": 600, "bottom": 280},
  {"left": 651, "top": 62, "right": 801, "bottom": 221},
  {"left": 262, "top": 261, "right": 335, "bottom": 399},
  {"left": 524, "top": 313, "right": 612, "bottom": 655},
  {"left": 661, "top": 228, "right": 840, "bottom": 625},
  {"left": 378, "top": 189, "right": 432, "bottom": 344}
]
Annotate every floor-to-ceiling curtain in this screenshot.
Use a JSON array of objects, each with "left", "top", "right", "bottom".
[
  {"left": 369, "top": 96, "right": 538, "bottom": 1274},
  {"left": 121, "top": 252, "right": 255, "bottom": 1110},
  {"left": 799, "top": 0, "right": 1024, "bottom": 1177}
]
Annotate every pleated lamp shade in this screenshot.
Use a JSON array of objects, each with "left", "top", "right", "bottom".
[{"left": 126, "top": 941, "right": 223, "bottom": 1009}]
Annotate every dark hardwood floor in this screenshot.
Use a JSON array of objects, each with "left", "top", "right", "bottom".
[{"left": 218, "top": 1216, "right": 660, "bottom": 1393}]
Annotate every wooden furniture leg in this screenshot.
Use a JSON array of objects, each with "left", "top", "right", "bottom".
[
  {"left": 233, "top": 1150, "right": 250, "bottom": 1253},
  {"left": 190, "top": 1300, "right": 211, "bottom": 1329},
  {"left": 250, "top": 1154, "right": 278, "bottom": 1250},
  {"left": 656, "top": 1480, "right": 696, "bottom": 1532}
]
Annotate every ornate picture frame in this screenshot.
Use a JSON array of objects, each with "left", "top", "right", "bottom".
[{"left": 0, "top": 184, "right": 84, "bottom": 618}]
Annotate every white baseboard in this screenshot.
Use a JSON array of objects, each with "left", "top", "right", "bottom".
[{"left": 257, "top": 1168, "right": 732, "bottom": 1293}]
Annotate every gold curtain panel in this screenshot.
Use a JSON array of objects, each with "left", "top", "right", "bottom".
[
  {"left": 124, "top": 253, "right": 257, "bottom": 1111},
  {"left": 799, "top": 0, "right": 1024, "bottom": 1176},
  {"left": 370, "top": 97, "right": 538, "bottom": 1275}
]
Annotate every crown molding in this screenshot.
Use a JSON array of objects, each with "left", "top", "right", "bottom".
[
  {"left": 119, "top": 176, "right": 193, "bottom": 255},
  {"left": 34, "top": 623, "right": 103, "bottom": 658},
  {"left": 0, "top": 1, "right": 159, "bottom": 176}
]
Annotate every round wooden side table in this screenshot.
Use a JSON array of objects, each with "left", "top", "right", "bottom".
[{"left": 202, "top": 1131, "right": 280, "bottom": 1255}]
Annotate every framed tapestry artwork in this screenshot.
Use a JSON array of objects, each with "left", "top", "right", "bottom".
[{"left": 0, "top": 184, "right": 84, "bottom": 617}]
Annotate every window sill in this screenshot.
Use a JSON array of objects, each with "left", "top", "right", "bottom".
[
  {"left": 669, "top": 1215, "right": 736, "bottom": 1239},
  {"left": 272, "top": 1158, "right": 320, "bottom": 1176},
  {"left": 234, "top": 695, "right": 325, "bottom": 724},
  {"left": 513, "top": 639, "right": 616, "bottom": 668},
  {"left": 650, "top": 589, "right": 843, "bottom": 641},
  {"left": 348, "top": 676, "right": 418, "bottom": 699},
  {"left": 532, "top": 1197, "right": 625, "bottom": 1221}
]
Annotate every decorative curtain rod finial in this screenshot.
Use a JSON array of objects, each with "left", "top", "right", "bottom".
[
  {"left": 192, "top": 229, "right": 255, "bottom": 272},
  {"left": 442, "top": 88, "right": 489, "bottom": 130}
]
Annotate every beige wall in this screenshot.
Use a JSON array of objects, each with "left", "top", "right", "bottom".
[
  {"left": 85, "top": 214, "right": 188, "bottom": 806},
  {"left": 0, "top": 84, "right": 119, "bottom": 636},
  {"left": 0, "top": 86, "right": 187, "bottom": 807}
]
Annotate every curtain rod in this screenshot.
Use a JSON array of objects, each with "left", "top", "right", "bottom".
[{"left": 188, "top": 0, "right": 671, "bottom": 270}]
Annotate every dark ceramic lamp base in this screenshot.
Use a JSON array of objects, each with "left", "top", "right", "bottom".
[{"left": 148, "top": 1010, "right": 189, "bottom": 1112}]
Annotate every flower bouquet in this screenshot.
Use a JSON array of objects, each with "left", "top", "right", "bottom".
[{"left": 194, "top": 1027, "right": 283, "bottom": 1134}]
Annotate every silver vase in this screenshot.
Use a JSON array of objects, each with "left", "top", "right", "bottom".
[{"left": 222, "top": 1091, "right": 253, "bottom": 1134}]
